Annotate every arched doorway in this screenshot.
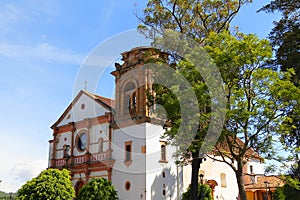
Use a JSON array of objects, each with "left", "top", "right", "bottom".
[{"left": 75, "top": 180, "right": 85, "bottom": 197}]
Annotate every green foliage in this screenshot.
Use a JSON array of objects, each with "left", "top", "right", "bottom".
[
  {"left": 17, "top": 168, "right": 75, "bottom": 200},
  {"left": 205, "top": 31, "right": 300, "bottom": 200},
  {"left": 259, "top": 0, "right": 300, "bottom": 85},
  {"left": 260, "top": 0, "right": 300, "bottom": 179},
  {"left": 182, "top": 184, "right": 213, "bottom": 200},
  {"left": 77, "top": 178, "right": 118, "bottom": 200},
  {"left": 148, "top": 29, "right": 300, "bottom": 200},
  {"left": 138, "top": 0, "right": 252, "bottom": 42},
  {"left": 273, "top": 177, "right": 300, "bottom": 200},
  {"left": 204, "top": 31, "right": 300, "bottom": 155},
  {"left": 138, "top": 1, "right": 300, "bottom": 200},
  {"left": 0, "top": 191, "right": 16, "bottom": 199}
]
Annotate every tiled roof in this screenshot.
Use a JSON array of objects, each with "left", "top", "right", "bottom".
[
  {"left": 213, "top": 137, "right": 262, "bottom": 161},
  {"left": 84, "top": 90, "right": 115, "bottom": 108},
  {"left": 245, "top": 175, "right": 285, "bottom": 190}
]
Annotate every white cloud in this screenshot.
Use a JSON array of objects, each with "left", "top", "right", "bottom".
[
  {"left": 10, "top": 160, "right": 46, "bottom": 182},
  {"left": 0, "top": 42, "right": 85, "bottom": 64},
  {"left": 0, "top": 4, "right": 23, "bottom": 24},
  {"left": 0, "top": 159, "right": 47, "bottom": 193},
  {"left": 0, "top": 1, "right": 61, "bottom": 26}
]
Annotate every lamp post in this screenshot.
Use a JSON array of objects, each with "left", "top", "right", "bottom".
[
  {"left": 199, "top": 174, "right": 204, "bottom": 185},
  {"left": 264, "top": 181, "right": 269, "bottom": 200},
  {"left": 199, "top": 174, "right": 204, "bottom": 200}
]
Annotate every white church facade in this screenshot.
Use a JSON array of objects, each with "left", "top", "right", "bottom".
[{"left": 48, "top": 47, "right": 267, "bottom": 200}]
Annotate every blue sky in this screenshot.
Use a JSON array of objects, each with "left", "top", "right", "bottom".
[{"left": 0, "top": 0, "right": 280, "bottom": 193}]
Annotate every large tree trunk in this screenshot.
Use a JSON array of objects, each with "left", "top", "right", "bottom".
[
  {"left": 191, "top": 151, "right": 202, "bottom": 200},
  {"left": 236, "top": 160, "right": 247, "bottom": 200}
]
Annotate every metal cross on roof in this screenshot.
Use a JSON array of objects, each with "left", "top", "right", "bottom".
[{"left": 84, "top": 80, "right": 88, "bottom": 90}]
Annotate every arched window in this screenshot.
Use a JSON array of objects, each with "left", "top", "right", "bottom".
[
  {"left": 124, "top": 141, "right": 132, "bottom": 162},
  {"left": 123, "top": 82, "right": 137, "bottom": 114},
  {"left": 220, "top": 173, "right": 227, "bottom": 188},
  {"left": 160, "top": 143, "right": 166, "bottom": 162},
  {"left": 130, "top": 92, "right": 137, "bottom": 110},
  {"left": 76, "top": 132, "right": 87, "bottom": 152},
  {"left": 75, "top": 181, "right": 85, "bottom": 197},
  {"left": 126, "top": 144, "right": 131, "bottom": 161},
  {"left": 250, "top": 165, "right": 253, "bottom": 174}
]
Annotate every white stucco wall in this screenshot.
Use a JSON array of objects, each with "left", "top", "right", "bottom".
[
  {"left": 58, "top": 93, "right": 109, "bottom": 127},
  {"left": 145, "top": 123, "right": 182, "bottom": 200},
  {"left": 182, "top": 156, "right": 240, "bottom": 200},
  {"left": 55, "top": 131, "right": 72, "bottom": 159},
  {"left": 90, "top": 171, "right": 108, "bottom": 179},
  {"left": 89, "top": 123, "right": 109, "bottom": 154},
  {"left": 112, "top": 124, "right": 147, "bottom": 200},
  {"left": 112, "top": 123, "right": 183, "bottom": 200},
  {"left": 246, "top": 159, "right": 264, "bottom": 175}
]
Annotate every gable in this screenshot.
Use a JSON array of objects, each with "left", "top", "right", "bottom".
[{"left": 51, "top": 90, "right": 114, "bottom": 129}]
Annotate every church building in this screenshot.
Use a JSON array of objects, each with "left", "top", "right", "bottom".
[{"left": 48, "top": 47, "right": 272, "bottom": 200}]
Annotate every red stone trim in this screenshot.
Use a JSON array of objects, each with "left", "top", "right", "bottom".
[
  {"left": 111, "top": 116, "right": 165, "bottom": 130},
  {"left": 54, "top": 115, "right": 110, "bottom": 134}
]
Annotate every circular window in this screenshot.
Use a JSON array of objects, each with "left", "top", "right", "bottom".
[
  {"left": 125, "top": 181, "right": 131, "bottom": 191},
  {"left": 81, "top": 104, "right": 85, "bottom": 110},
  {"left": 77, "top": 133, "right": 87, "bottom": 151}
]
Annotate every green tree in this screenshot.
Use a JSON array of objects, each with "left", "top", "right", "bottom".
[
  {"left": 146, "top": 29, "right": 300, "bottom": 200},
  {"left": 138, "top": 1, "right": 252, "bottom": 199},
  {"left": 138, "top": 1, "right": 300, "bottom": 199},
  {"left": 260, "top": 0, "right": 300, "bottom": 180},
  {"left": 204, "top": 31, "right": 300, "bottom": 200},
  {"left": 0, "top": 191, "right": 16, "bottom": 199},
  {"left": 77, "top": 178, "right": 118, "bottom": 200},
  {"left": 138, "top": 0, "right": 252, "bottom": 43},
  {"left": 273, "top": 177, "right": 300, "bottom": 200},
  {"left": 17, "top": 168, "right": 75, "bottom": 200},
  {"left": 182, "top": 184, "right": 213, "bottom": 200},
  {"left": 259, "top": 0, "right": 300, "bottom": 85}
]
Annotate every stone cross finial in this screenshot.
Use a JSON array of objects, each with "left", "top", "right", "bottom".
[{"left": 84, "top": 80, "right": 88, "bottom": 90}]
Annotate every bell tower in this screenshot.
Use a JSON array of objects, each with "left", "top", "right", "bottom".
[{"left": 111, "top": 47, "right": 168, "bottom": 128}]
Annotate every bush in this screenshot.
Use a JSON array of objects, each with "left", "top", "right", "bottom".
[
  {"left": 182, "top": 184, "right": 213, "bottom": 200},
  {"left": 273, "top": 177, "right": 300, "bottom": 200},
  {"left": 77, "top": 177, "right": 118, "bottom": 200},
  {"left": 17, "top": 168, "right": 75, "bottom": 200}
]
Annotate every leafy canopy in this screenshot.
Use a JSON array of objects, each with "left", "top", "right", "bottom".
[
  {"left": 149, "top": 29, "right": 300, "bottom": 200},
  {"left": 259, "top": 0, "right": 300, "bottom": 85},
  {"left": 138, "top": 0, "right": 252, "bottom": 42},
  {"left": 77, "top": 178, "right": 118, "bottom": 200},
  {"left": 273, "top": 177, "right": 300, "bottom": 200},
  {"left": 260, "top": 0, "right": 300, "bottom": 179},
  {"left": 17, "top": 168, "right": 75, "bottom": 200},
  {"left": 182, "top": 184, "right": 213, "bottom": 200}
]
